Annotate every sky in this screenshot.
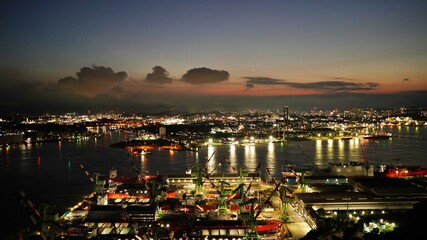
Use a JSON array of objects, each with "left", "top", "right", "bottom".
[{"left": 1, "top": 0, "right": 427, "bottom": 114}]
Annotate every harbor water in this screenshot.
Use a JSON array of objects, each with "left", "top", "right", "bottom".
[{"left": 1, "top": 126, "right": 426, "bottom": 239}]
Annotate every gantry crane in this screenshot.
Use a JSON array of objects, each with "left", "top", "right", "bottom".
[{"left": 18, "top": 191, "right": 65, "bottom": 240}]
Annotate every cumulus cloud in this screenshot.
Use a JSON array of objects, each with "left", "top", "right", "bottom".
[
  {"left": 244, "top": 77, "right": 379, "bottom": 92},
  {"left": 181, "top": 67, "right": 229, "bottom": 84},
  {"left": 145, "top": 66, "right": 173, "bottom": 84},
  {"left": 57, "top": 65, "right": 127, "bottom": 96}
]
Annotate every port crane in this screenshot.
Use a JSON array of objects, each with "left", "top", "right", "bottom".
[
  {"left": 200, "top": 161, "right": 261, "bottom": 217},
  {"left": 190, "top": 150, "right": 215, "bottom": 196},
  {"left": 77, "top": 161, "right": 107, "bottom": 195},
  {"left": 18, "top": 190, "right": 65, "bottom": 240},
  {"left": 239, "top": 198, "right": 261, "bottom": 240},
  {"left": 126, "top": 156, "right": 167, "bottom": 206},
  {"left": 202, "top": 157, "right": 236, "bottom": 215},
  {"left": 266, "top": 167, "right": 294, "bottom": 223},
  {"left": 239, "top": 174, "right": 287, "bottom": 240}
]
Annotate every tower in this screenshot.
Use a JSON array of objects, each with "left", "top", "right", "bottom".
[{"left": 283, "top": 106, "right": 289, "bottom": 140}]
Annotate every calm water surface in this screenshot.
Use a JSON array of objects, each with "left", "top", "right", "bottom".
[{"left": 1, "top": 126, "right": 426, "bottom": 238}]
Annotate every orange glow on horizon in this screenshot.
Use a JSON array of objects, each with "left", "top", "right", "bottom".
[{"left": 124, "top": 75, "right": 427, "bottom": 97}]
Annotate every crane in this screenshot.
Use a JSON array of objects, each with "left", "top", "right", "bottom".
[
  {"left": 18, "top": 191, "right": 65, "bottom": 240},
  {"left": 191, "top": 150, "right": 215, "bottom": 196},
  {"left": 77, "top": 161, "right": 106, "bottom": 195},
  {"left": 238, "top": 174, "right": 287, "bottom": 240}
]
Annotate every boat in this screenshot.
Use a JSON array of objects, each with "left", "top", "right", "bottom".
[
  {"left": 112, "top": 138, "right": 189, "bottom": 151},
  {"left": 284, "top": 161, "right": 375, "bottom": 178},
  {"left": 130, "top": 147, "right": 152, "bottom": 155},
  {"left": 377, "top": 164, "right": 427, "bottom": 178},
  {"left": 362, "top": 133, "right": 392, "bottom": 140},
  {"left": 326, "top": 161, "right": 374, "bottom": 177}
]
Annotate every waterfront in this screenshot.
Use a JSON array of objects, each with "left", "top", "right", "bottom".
[{"left": 1, "top": 126, "right": 426, "bottom": 239}]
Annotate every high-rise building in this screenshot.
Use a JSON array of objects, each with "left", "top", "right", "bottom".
[
  {"left": 159, "top": 126, "right": 166, "bottom": 139},
  {"left": 283, "top": 106, "right": 289, "bottom": 140}
]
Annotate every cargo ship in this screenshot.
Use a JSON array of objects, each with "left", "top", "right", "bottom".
[{"left": 282, "top": 161, "right": 375, "bottom": 179}]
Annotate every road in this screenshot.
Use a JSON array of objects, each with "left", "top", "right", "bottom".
[{"left": 270, "top": 194, "right": 312, "bottom": 239}]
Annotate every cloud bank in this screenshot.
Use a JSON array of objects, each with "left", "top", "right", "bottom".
[
  {"left": 0, "top": 65, "right": 425, "bottom": 115},
  {"left": 244, "top": 77, "right": 379, "bottom": 92}
]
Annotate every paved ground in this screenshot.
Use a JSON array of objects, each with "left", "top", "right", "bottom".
[
  {"left": 286, "top": 222, "right": 312, "bottom": 239},
  {"left": 268, "top": 194, "right": 312, "bottom": 239}
]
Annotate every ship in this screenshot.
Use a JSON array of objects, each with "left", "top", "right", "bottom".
[
  {"left": 282, "top": 161, "right": 375, "bottom": 179},
  {"left": 325, "top": 161, "right": 374, "bottom": 177},
  {"left": 282, "top": 138, "right": 375, "bottom": 179},
  {"left": 111, "top": 138, "right": 189, "bottom": 151},
  {"left": 362, "top": 133, "right": 392, "bottom": 140},
  {"left": 128, "top": 147, "right": 152, "bottom": 155},
  {"left": 377, "top": 164, "right": 427, "bottom": 178}
]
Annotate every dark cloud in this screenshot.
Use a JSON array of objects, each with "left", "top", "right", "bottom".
[
  {"left": 108, "top": 86, "right": 127, "bottom": 99},
  {"left": 181, "top": 67, "right": 229, "bottom": 84},
  {"left": 145, "top": 66, "right": 173, "bottom": 84},
  {"left": 245, "top": 82, "right": 254, "bottom": 89},
  {"left": 402, "top": 78, "right": 411, "bottom": 82},
  {"left": 293, "top": 81, "right": 380, "bottom": 92},
  {"left": 57, "top": 76, "right": 77, "bottom": 90},
  {"left": 245, "top": 77, "right": 284, "bottom": 85},
  {"left": 366, "top": 82, "right": 380, "bottom": 88},
  {"left": 244, "top": 77, "right": 379, "bottom": 92},
  {"left": 57, "top": 65, "right": 128, "bottom": 96}
]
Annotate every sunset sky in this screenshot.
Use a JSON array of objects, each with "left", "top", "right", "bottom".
[{"left": 1, "top": 0, "right": 427, "bottom": 114}]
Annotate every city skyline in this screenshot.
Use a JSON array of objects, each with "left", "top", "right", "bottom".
[{"left": 1, "top": 0, "right": 427, "bottom": 114}]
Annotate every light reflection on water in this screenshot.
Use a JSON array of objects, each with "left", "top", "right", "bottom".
[{"left": 266, "top": 142, "right": 276, "bottom": 172}]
